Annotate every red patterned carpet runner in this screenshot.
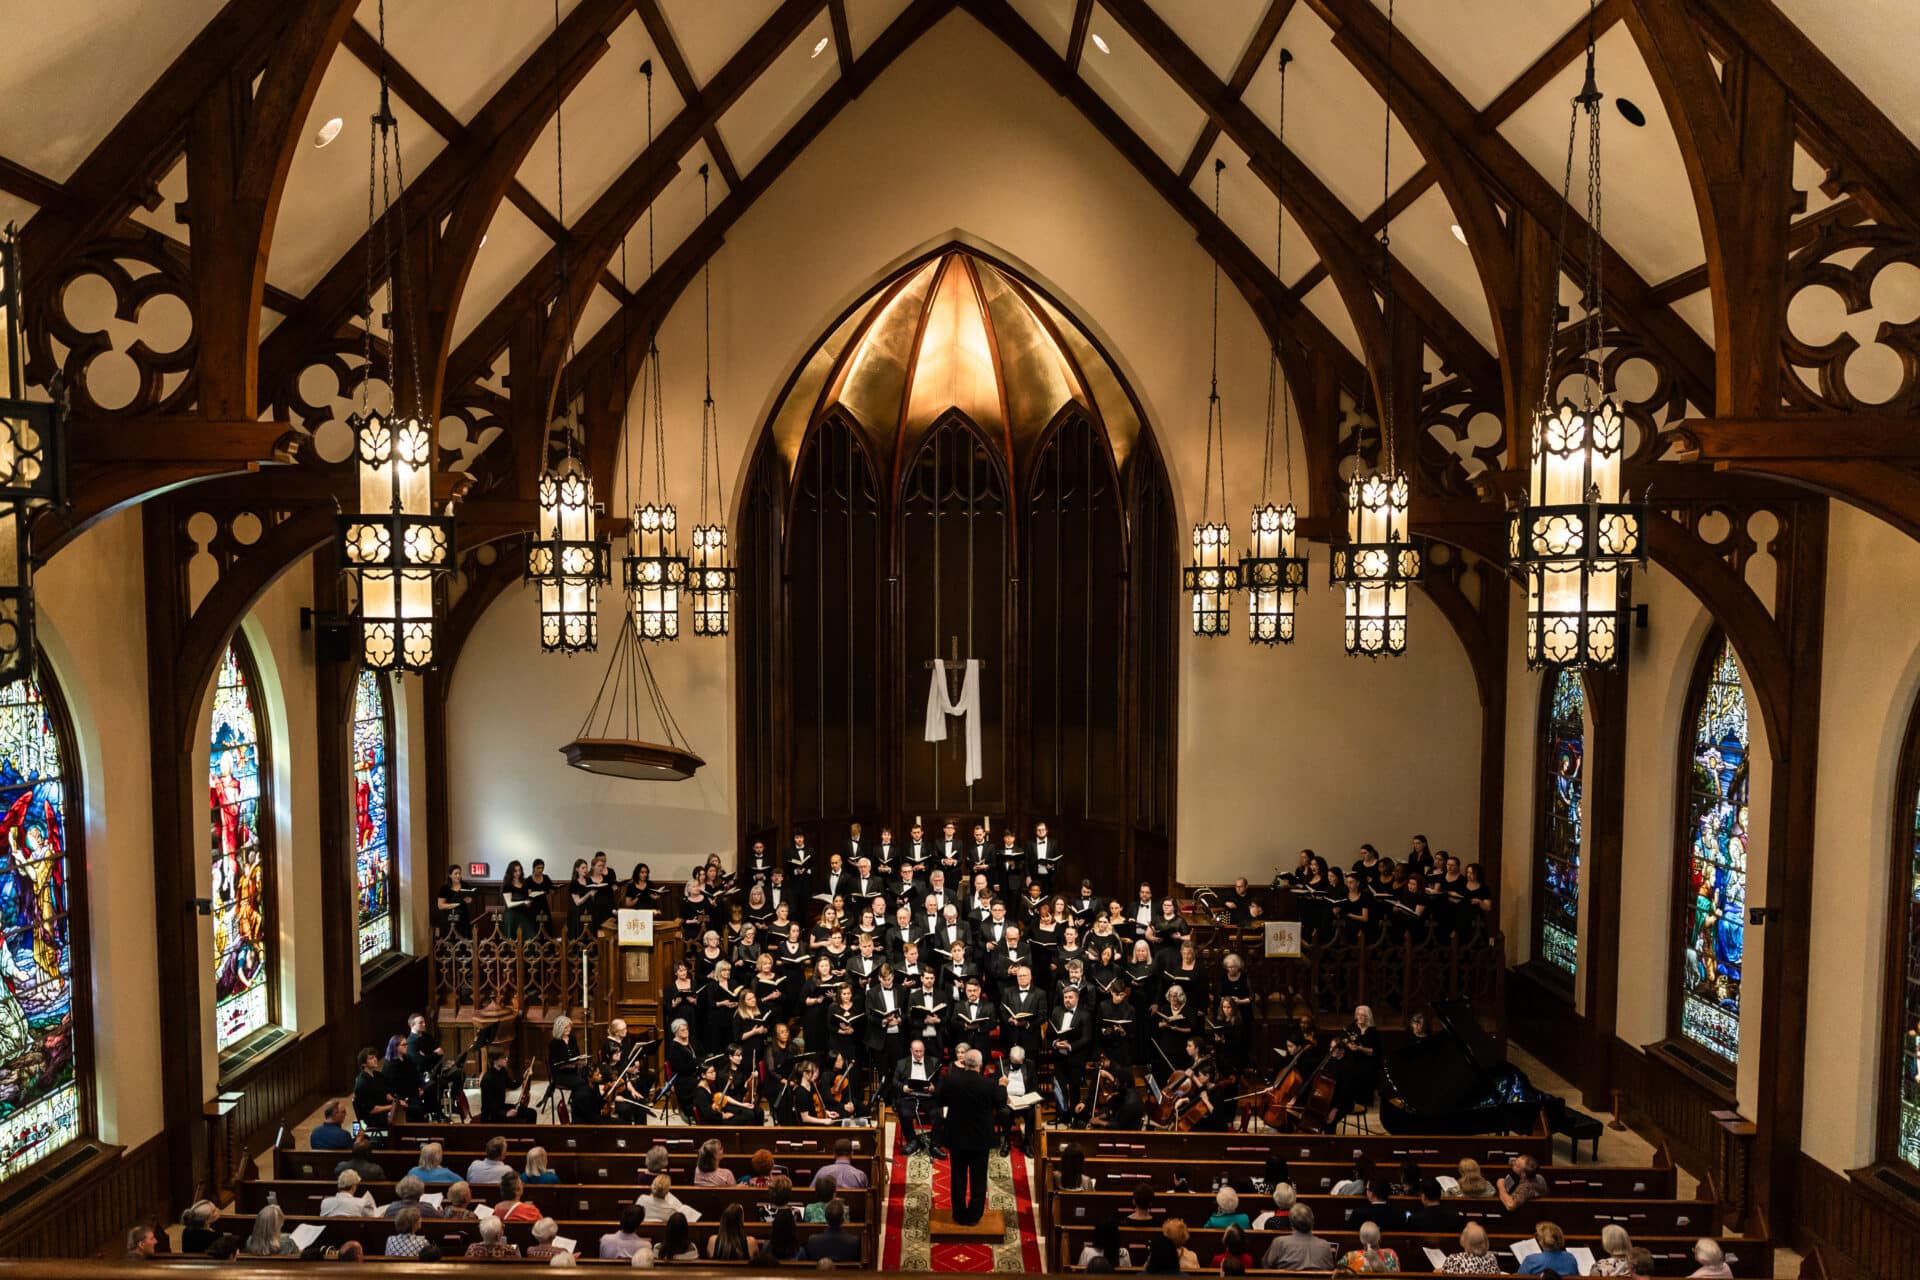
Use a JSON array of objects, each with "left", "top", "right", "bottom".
[{"left": 880, "top": 1124, "right": 1045, "bottom": 1272}]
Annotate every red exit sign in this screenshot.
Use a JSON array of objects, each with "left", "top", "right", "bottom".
[{"left": 468, "top": 862, "right": 490, "bottom": 879}]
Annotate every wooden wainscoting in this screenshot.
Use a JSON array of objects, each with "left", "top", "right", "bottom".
[
  {"left": 0, "top": 1135, "right": 169, "bottom": 1258},
  {"left": 1610, "top": 1037, "right": 1735, "bottom": 1182},
  {"left": 1796, "top": 1155, "right": 1920, "bottom": 1280}
]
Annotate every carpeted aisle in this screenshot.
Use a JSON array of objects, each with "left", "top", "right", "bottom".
[{"left": 880, "top": 1125, "right": 1045, "bottom": 1272}]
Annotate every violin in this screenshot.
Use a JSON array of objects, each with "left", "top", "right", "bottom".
[
  {"left": 808, "top": 1080, "right": 829, "bottom": 1121},
  {"left": 827, "top": 1064, "right": 853, "bottom": 1106}
]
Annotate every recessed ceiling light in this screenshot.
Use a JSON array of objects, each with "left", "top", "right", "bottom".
[
  {"left": 1090, "top": 33, "right": 1111, "bottom": 55},
  {"left": 1450, "top": 223, "right": 1467, "bottom": 245},
  {"left": 1616, "top": 97, "right": 1647, "bottom": 127},
  {"left": 811, "top": 36, "right": 829, "bottom": 58},
  {"left": 314, "top": 117, "right": 344, "bottom": 148}
]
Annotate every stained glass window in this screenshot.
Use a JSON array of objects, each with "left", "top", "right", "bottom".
[
  {"left": 0, "top": 677, "right": 83, "bottom": 1183},
  {"left": 1895, "top": 762, "right": 1920, "bottom": 1171},
  {"left": 1536, "top": 668, "right": 1583, "bottom": 980},
  {"left": 353, "top": 669, "right": 395, "bottom": 965},
  {"left": 210, "top": 642, "right": 272, "bottom": 1051},
  {"left": 1678, "top": 636, "right": 1748, "bottom": 1062}
]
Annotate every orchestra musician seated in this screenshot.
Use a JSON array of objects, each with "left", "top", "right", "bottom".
[
  {"left": 996, "top": 1043, "right": 1044, "bottom": 1155},
  {"left": 694, "top": 1053, "right": 760, "bottom": 1124},
  {"left": 478, "top": 1047, "right": 535, "bottom": 1125}
]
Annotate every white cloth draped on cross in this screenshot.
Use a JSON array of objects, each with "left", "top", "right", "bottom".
[{"left": 922, "top": 658, "right": 984, "bottom": 785}]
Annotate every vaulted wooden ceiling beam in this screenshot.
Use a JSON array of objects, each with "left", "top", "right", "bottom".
[
  {"left": 1176, "top": 0, "right": 1295, "bottom": 186},
  {"left": 1066, "top": 0, "right": 1096, "bottom": 73},
  {"left": 258, "top": 0, "right": 630, "bottom": 409},
  {"left": 446, "top": 0, "right": 826, "bottom": 399},
  {"left": 635, "top": 0, "right": 745, "bottom": 191},
  {"left": 828, "top": 0, "right": 856, "bottom": 78}
]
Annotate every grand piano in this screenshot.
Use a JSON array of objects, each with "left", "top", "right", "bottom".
[{"left": 1378, "top": 998, "right": 1557, "bottom": 1135}]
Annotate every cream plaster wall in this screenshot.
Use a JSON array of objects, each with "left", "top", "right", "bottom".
[
  {"left": 447, "top": 10, "right": 1484, "bottom": 884},
  {"left": 34, "top": 509, "right": 163, "bottom": 1149},
  {"left": 1801, "top": 502, "right": 1920, "bottom": 1173}
]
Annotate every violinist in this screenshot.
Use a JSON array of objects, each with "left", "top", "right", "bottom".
[
  {"left": 479, "top": 1046, "right": 535, "bottom": 1124},
  {"left": 823, "top": 1047, "right": 863, "bottom": 1119},
  {"left": 569, "top": 1064, "right": 609, "bottom": 1124},
  {"left": 722, "top": 1042, "right": 764, "bottom": 1124},
  {"left": 693, "top": 1056, "right": 756, "bottom": 1124},
  {"left": 781, "top": 1057, "right": 837, "bottom": 1126},
  {"left": 1074, "top": 1047, "right": 1136, "bottom": 1129},
  {"left": 891, "top": 1040, "right": 942, "bottom": 1154}
]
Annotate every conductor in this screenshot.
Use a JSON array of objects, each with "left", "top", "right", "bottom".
[{"left": 934, "top": 1048, "right": 1000, "bottom": 1226}]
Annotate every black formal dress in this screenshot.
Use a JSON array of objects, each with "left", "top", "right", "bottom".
[{"left": 936, "top": 1066, "right": 1001, "bottom": 1224}]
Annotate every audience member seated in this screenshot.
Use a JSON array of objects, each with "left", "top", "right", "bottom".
[
  {"left": 465, "top": 1216, "right": 520, "bottom": 1260},
  {"left": 205, "top": 1235, "right": 241, "bottom": 1261},
  {"left": 125, "top": 1224, "right": 157, "bottom": 1261},
  {"left": 1163, "top": 1220, "right": 1200, "bottom": 1271},
  {"left": 1344, "top": 1179, "right": 1401, "bottom": 1231},
  {"left": 801, "top": 1198, "right": 861, "bottom": 1264},
  {"left": 384, "top": 1207, "right": 431, "bottom": 1258},
  {"left": 1689, "top": 1238, "right": 1734, "bottom": 1278},
  {"left": 1498, "top": 1154, "right": 1549, "bottom": 1210},
  {"left": 524, "top": 1146, "right": 558, "bottom": 1184},
  {"left": 1592, "top": 1224, "right": 1636, "bottom": 1276},
  {"left": 243, "top": 1205, "right": 297, "bottom": 1257},
  {"left": 1333, "top": 1156, "right": 1374, "bottom": 1196},
  {"left": 658, "top": 1212, "right": 701, "bottom": 1262},
  {"left": 811, "top": 1138, "right": 870, "bottom": 1191},
  {"left": 1078, "top": 1221, "right": 1132, "bottom": 1270},
  {"left": 1141, "top": 1227, "right": 1185, "bottom": 1276},
  {"left": 407, "top": 1141, "right": 461, "bottom": 1185},
  {"left": 1515, "top": 1222, "right": 1578, "bottom": 1276},
  {"left": 1405, "top": 1179, "right": 1463, "bottom": 1232},
  {"left": 180, "top": 1200, "right": 222, "bottom": 1251},
  {"left": 1205, "top": 1186, "right": 1249, "bottom": 1230},
  {"left": 756, "top": 1209, "right": 805, "bottom": 1264},
  {"left": 336, "top": 1242, "right": 364, "bottom": 1263},
  {"left": 495, "top": 1171, "right": 541, "bottom": 1223},
  {"left": 467, "top": 1135, "right": 513, "bottom": 1185},
  {"left": 310, "top": 1100, "right": 355, "bottom": 1151},
  {"left": 1339, "top": 1221, "right": 1399, "bottom": 1274},
  {"left": 1056, "top": 1143, "right": 1093, "bottom": 1191},
  {"left": 382, "top": 1175, "right": 444, "bottom": 1219},
  {"left": 1440, "top": 1223, "right": 1501, "bottom": 1275},
  {"left": 746, "top": 1148, "right": 777, "bottom": 1186},
  {"left": 320, "top": 1170, "right": 377, "bottom": 1217},
  {"left": 442, "top": 1181, "right": 475, "bottom": 1219},
  {"left": 695, "top": 1138, "right": 738, "bottom": 1186},
  {"left": 1258, "top": 1204, "right": 1337, "bottom": 1271},
  {"left": 599, "top": 1206, "right": 649, "bottom": 1260},
  {"left": 335, "top": 1138, "right": 384, "bottom": 1184},
  {"left": 1210, "top": 1225, "right": 1252, "bottom": 1271},
  {"left": 1448, "top": 1158, "right": 1495, "bottom": 1199},
  {"left": 708, "top": 1204, "right": 752, "bottom": 1261},
  {"left": 637, "top": 1173, "right": 689, "bottom": 1223},
  {"left": 524, "top": 1218, "right": 566, "bottom": 1261},
  {"left": 1250, "top": 1183, "right": 1296, "bottom": 1231}
]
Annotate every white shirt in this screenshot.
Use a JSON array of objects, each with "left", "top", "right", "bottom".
[
  {"left": 910, "top": 1061, "right": 927, "bottom": 1081},
  {"left": 1056, "top": 1009, "right": 1075, "bottom": 1032},
  {"left": 1136, "top": 904, "right": 1153, "bottom": 925}
]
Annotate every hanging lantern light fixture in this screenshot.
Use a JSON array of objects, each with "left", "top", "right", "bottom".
[
  {"left": 621, "top": 63, "right": 687, "bottom": 642},
  {"left": 1241, "top": 50, "right": 1307, "bottom": 646},
  {"left": 338, "top": 0, "right": 453, "bottom": 674},
  {"left": 0, "top": 228, "right": 68, "bottom": 685},
  {"left": 688, "top": 164, "right": 734, "bottom": 637},
  {"left": 526, "top": 1, "right": 610, "bottom": 654},
  {"left": 1510, "top": 0, "right": 1643, "bottom": 669},
  {"left": 1182, "top": 159, "right": 1241, "bottom": 637},
  {"left": 1328, "top": 4, "right": 1420, "bottom": 658}
]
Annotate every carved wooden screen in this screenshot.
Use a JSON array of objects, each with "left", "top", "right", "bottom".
[
  {"left": 736, "top": 441, "right": 786, "bottom": 837},
  {"left": 899, "top": 412, "right": 1009, "bottom": 815},
  {"left": 1023, "top": 410, "right": 1124, "bottom": 821},
  {"left": 786, "top": 417, "right": 886, "bottom": 823}
]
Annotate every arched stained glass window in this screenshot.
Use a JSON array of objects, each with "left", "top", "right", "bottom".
[
  {"left": 1881, "top": 694, "right": 1920, "bottom": 1172},
  {"left": 1535, "top": 668, "right": 1584, "bottom": 982},
  {"left": 210, "top": 641, "right": 273, "bottom": 1051},
  {"left": 0, "top": 675, "right": 84, "bottom": 1183},
  {"left": 1676, "top": 634, "right": 1748, "bottom": 1063},
  {"left": 352, "top": 669, "right": 396, "bottom": 965}
]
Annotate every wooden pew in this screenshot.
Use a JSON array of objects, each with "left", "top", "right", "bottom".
[
  {"left": 1038, "top": 1124, "right": 1551, "bottom": 1167},
  {"left": 380, "top": 1121, "right": 869, "bottom": 1158},
  {"left": 1072, "top": 1155, "right": 1678, "bottom": 1198},
  {"left": 238, "top": 1180, "right": 878, "bottom": 1225},
  {"left": 1051, "top": 1221, "right": 1772, "bottom": 1278},
  {"left": 204, "top": 1215, "right": 874, "bottom": 1265},
  {"left": 274, "top": 1147, "right": 878, "bottom": 1186},
  {"left": 1047, "top": 1188, "right": 1721, "bottom": 1238}
]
